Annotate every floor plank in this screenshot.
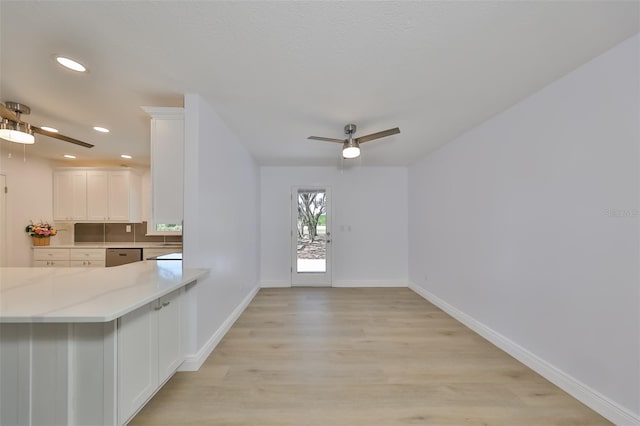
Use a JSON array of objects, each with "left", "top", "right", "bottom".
[{"left": 130, "top": 288, "right": 610, "bottom": 426}]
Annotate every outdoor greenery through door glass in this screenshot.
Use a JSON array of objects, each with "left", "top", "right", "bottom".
[{"left": 297, "top": 190, "right": 326, "bottom": 273}]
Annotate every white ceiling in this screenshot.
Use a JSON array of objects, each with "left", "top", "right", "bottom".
[{"left": 1, "top": 1, "right": 638, "bottom": 167}]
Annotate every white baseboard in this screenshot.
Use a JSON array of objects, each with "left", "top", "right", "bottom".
[
  {"left": 260, "top": 280, "right": 291, "bottom": 288},
  {"left": 408, "top": 282, "right": 639, "bottom": 426},
  {"left": 179, "top": 285, "right": 259, "bottom": 372},
  {"left": 333, "top": 280, "right": 408, "bottom": 288},
  {"left": 261, "top": 280, "right": 409, "bottom": 288}
]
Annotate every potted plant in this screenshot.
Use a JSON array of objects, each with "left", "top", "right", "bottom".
[{"left": 25, "top": 221, "right": 57, "bottom": 246}]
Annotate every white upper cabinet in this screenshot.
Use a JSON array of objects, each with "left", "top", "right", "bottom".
[
  {"left": 108, "top": 170, "right": 141, "bottom": 221},
  {"left": 86, "top": 170, "right": 109, "bottom": 221},
  {"left": 142, "top": 107, "right": 184, "bottom": 234},
  {"left": 54, "top": 168, "right": 142, "bottom": 222},
  {"left": 53, "top": 170, "right": 88, "bottom": 221}
]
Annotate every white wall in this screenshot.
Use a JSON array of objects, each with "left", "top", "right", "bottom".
[
  {"left": 408, "top": 34, "right": 639, "bottom": 422},
  {"left": 260, "top": 166, "right": 408, "bottom": 287},
  {"left": 0, "top": 146, "right": 55, "bottom": 266},
  {"left": 183, "top": 94, "right": 260, "bottom": 359}
]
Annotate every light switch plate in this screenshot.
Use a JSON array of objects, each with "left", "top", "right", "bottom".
[{"left": 126, "top": 225, "right": 131, "bottom": 233}]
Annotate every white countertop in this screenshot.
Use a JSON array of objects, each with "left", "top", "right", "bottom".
[
  {"left": 0, "top": 261, "right": 207, "bottom": 323},
  {"left": 33, "top": 242, "right": 182, "bottom": 249}
]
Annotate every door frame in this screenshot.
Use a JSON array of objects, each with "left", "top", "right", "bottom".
[
  {"left": 0, "top": 174, "right": 6, "bottom": 267},
  {"left": 291, "top": 186, "right": 332, "bottom": 287}
]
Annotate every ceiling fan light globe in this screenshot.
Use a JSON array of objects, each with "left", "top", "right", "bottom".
[
  {"left": 0, "top": 120, "right": 35, "bottom": 144},
  {"left": 342, "top": 146, "right": 360, "bottom": 159}
]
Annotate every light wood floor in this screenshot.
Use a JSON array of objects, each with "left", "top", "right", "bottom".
[{"left": 130, "top": 288, "right": 610, "bottom": 425}]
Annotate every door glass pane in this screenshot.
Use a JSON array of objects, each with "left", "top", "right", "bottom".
[{"left": 296, "top": 189, "right": 326, "bottom": 273}]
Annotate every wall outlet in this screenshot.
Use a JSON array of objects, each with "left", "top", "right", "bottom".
[{"left": 125, "top": 225, "right": 132, "bottom": 233}]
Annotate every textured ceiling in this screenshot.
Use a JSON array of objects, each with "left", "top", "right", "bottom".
[{"left": 1, "top": 1, "right": 638, "bottom": 167}]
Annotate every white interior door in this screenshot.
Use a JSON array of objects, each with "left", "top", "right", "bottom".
[
  {"left": 291, "top": 187, "right": 332, "bottom": 287},
  {"left": 0, "top": 175, "right": 6, "bottom": 267}
]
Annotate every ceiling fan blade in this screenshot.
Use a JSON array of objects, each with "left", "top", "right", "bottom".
[
  {"left": 0, "top": 104, "right": 20, "bottom": 122},
  {"left": 33, "top": 126, "right": 94, "bottom": 148},
  {"left": 355, "top": 127, "right": 400, "bottom": 144},
  {"left": 307, "top": 136, "right": 345, "bottom": 143}
]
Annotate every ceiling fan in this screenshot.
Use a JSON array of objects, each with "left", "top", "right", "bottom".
[
  {"left": 0, "top": 101, "right": 94, "bottom": 148},
  {"left": 308, "top": 123, "right": 400, "bottom": 159}
]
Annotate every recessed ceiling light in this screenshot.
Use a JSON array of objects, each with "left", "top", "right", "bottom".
[
  {"left": 40, "top": 126, "right": 59, "bottom": 133},
  {"left": 55, "top": 56, "right": 87, "bottom": 73},
  {"left": 63, "top": 154, "right": 76, "bottom": 159},
  {"left": 93, "top": 126, "right": 109, "bottom": 133},
  {"left": 120, "top": 154, "right": 132, "bottom": 159}
]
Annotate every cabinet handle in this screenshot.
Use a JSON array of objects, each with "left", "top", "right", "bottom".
[{"left": 162, "top": 301, "right": 170, "bottom": 307}]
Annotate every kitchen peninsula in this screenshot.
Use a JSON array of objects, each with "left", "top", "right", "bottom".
[{"left": 0, "top": 260, "right": 207, "bottom": 426}]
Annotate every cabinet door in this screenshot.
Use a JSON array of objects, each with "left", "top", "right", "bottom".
[
  {"left": 158, "top": 289, "right": 183, "bottom": 383},
  {"left": 151, "top": 117, "right": 184, "bottom": 226},
  {"left": 118, "top": 303, "right": 158, "bottom": 426},
  {"left": 87, "top": 171, "right": 109, "bottom": 221},
  {"left": 54, "top": 170, "right": 87, "bottom": 221},
  {"left": 69, "top": 171, "right": 88, "bottom": 220},
  {"left": 53, "top": 172, "right": 73, "bottom": 221},
  {"left": 108, "top": 171, "right": 130, "bottom": 221}
]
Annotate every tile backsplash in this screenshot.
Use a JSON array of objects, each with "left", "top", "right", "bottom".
[{"left": 74, "top": 222, "right": 182, "bottom": 243}]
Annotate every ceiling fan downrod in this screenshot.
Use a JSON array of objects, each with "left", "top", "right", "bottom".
[{"left": 344, "top": 123, "right": 356, "bottom": 136}]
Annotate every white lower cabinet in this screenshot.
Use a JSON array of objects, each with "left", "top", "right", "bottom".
[
  {"left": 70, "top": 248, "right": 106, "bottom": 267},
  {"left": 158, "top": 290, "right": 183, "bottom": 379},
  {"left": 32, "top": 248, "right": 71, "bottom": 267},
  {"left": 118, "top": 288, "right": 183, "bottom": 425},
  {"left": 33, "top": 248, "right": 106, "bottom": 267},
  {"left": 118, "top": 304, "right": 158, "bottom": 424},
  {"left": 0, "top": 288, "right": 185, "bottom": 426}
]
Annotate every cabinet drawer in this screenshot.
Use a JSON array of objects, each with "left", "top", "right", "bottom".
[
  {"left": 70, "top": 249, "right": 105, "bottom": 261},
  {"left": 33, "top": 260, "right": 70, "bottom": 267},
  {"left": 70, "top": 260, "right": 106, "bottom": 268},
  {"left": 33, "top": 249, "right": 70, "bottom": 261}
]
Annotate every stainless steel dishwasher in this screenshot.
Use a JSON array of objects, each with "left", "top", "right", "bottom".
[{"left": 105, "top": 248, "right": 143, "bottom": 267}]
